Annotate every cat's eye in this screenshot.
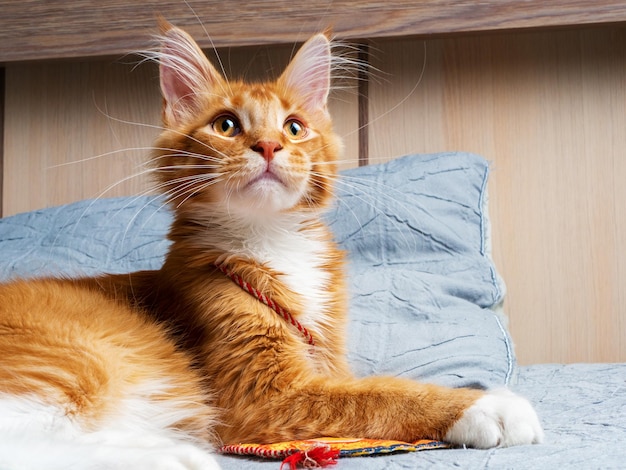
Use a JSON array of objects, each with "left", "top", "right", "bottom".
[
  {"left": 283, "top": 118, "right": 307, "bottom": 140},
  {"left": 212, "top": 114, "right": 242, "bottom": 137}
]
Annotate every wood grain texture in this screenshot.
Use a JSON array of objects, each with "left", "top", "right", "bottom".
[
  {"left": 3, "top": 61, "right": 160, "bottom": 216},
  {"left": 368, "top": 26, "right": 626, "bottom": 364},
  {"left": 1, "top": 0, "right": 626, "bottom": 63},
  {"left": 0, "top": 68, "right": 4, "bottom": 217},
  {"left": 2, "top": 45, "right": 359, "bottom": 216},
  {"left": 358, "top": 43, "right": 370, "bottom": 167}
]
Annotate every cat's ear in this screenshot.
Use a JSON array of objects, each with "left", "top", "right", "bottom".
[
  {"left": 158, "top": 20, "right": 224, "bottom": 126},
  {"left": 279, "top": 33, "right": 332, "bottom": 113}
]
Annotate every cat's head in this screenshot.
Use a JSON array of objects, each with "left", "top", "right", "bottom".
[{"left": 152, "top": 22, "right": 342, "bottom": 219}]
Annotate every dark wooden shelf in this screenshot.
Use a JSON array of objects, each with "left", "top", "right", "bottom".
[{"left": 1, "top": 0, "right": 626, "bottom": 63}]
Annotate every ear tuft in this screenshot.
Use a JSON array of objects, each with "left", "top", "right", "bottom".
[
  {"left": 157, "top": 22, "right": 223, "bottom": 126},
  {"left": 279, "top": 33, "right": 332, "bottom": 113}
]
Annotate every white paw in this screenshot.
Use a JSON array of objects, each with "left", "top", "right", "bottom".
[{"left": 444, "top": 389, "right": 544, "bottom": 449}]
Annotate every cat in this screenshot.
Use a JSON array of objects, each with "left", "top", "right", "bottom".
[{"left": 0, "top": 21, "right": 543, "bottom": 470}]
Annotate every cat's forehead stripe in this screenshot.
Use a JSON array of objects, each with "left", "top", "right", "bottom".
[{"left": 227, "top": 88, "right": 289, "bottom": 129}]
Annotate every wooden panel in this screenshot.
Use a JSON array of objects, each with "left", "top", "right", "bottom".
[
  {"left": 4, "top": 61, "right": 160, "bottom": 216},
  {"left": 2, "top": 0, "right": 626, "bottom": 63},
  {"left": 3, "top": 46, "right": 358, "bottom": 216},
  {"left": 368, "top": 27, "right": 626, "bottom": 364},
  {"left": 0, "top": 67, "right": 4, "bottom": 217}
]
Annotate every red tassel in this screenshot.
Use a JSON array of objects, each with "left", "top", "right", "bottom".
[{"left": 280, "top": 446, "right": 340, "bottom": 469}]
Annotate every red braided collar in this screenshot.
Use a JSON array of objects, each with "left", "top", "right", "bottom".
[{"left": 215, "top": 262, "right": 316, "bottom": 346}]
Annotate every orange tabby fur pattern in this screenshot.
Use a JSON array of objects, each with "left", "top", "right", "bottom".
[{"left": 0, "top": 21, "right": 542, "bottom": 469}]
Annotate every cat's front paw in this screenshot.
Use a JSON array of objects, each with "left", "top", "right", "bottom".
[{"left": 444, "top": 388, "right": 543, "bottom": 449}]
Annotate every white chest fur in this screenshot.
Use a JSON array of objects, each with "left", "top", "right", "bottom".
[
  {"left": 256, "top": 226, "right": 332, "bottom": 332},
  {"left": 204, "top": 214, "right": 333, "bottom": 339}
]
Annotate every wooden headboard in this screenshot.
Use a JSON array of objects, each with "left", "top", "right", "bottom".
[{"left": 1, "top": 1, "right": 625, "bottom": 365}]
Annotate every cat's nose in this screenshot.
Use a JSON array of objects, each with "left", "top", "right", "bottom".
[{"left": 251, "top": 141, "right": 283, "bottom": 163}]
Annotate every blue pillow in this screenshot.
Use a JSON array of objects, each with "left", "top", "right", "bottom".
[
  {"left": 0, "top": 198, "right": 171, "bottom": 278},
  {"left": 326, "top": 153, "right": 513, "bottom": 388},
  {"left": 0, "top": 152, "right": 513, "bottom": 389}
]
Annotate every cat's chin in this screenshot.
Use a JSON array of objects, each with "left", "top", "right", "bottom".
[
  {"left": 220, "top": 178, "right": 304, "bottom": 217},
  {"left": 246, "top": 171, "right": 286, "bottom": 190}
]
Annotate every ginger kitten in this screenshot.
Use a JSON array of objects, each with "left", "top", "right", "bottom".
[{"left": 0, "top": 22, "right": 543, "bottom": 469}]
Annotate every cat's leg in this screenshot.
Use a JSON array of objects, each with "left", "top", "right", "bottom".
[{"left": 220, "top": 375, "right": 542, "bottom": 448}]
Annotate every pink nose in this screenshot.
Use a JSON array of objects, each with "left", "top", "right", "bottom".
[{"left": 251, "top": 141, "right": 282, "bottom": 162}]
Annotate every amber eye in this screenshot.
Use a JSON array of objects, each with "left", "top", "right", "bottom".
[
  {"left": 212, "top": 114, "right": 242, "bottom": 137},
  {"left": 284, "top": 118, "right": 307, "bottom": 140}
]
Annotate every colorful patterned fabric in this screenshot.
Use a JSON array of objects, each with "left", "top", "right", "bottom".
[{"left": 221, "top": 437, "right": 448, "bottom": 466}]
